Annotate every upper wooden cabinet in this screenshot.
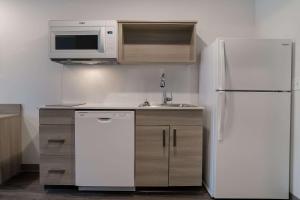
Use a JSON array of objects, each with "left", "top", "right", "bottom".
[{"left": 118, "top": 21, "right": 197, "bottom": 64}]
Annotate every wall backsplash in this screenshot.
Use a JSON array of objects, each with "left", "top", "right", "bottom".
[{"left": 62, "top": 64, "right": 199, "bottom": 106}]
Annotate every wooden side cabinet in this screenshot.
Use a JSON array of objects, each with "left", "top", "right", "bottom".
[
  {"left": 0, "top": 104, "right": 22, "bottom": 184},
  {"left": 135, "top": 110, "right": 203, "bottom": 187}
]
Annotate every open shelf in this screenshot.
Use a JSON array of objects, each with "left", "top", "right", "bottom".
[{"left": 118, "top": 21, "right": 197, "bottom": 64}]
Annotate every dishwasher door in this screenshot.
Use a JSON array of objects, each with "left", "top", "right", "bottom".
[{"left": 75, "top": 111, "right": 135, "bottom": 190}]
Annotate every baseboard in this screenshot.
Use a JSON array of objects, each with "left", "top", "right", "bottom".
[
  {"left": 291, "top": 193, "right": 300, "bottom": 200},
  {"left": 202, "top": 180, "right": 213, "bottom": 198},
  {"left": 21, "top": 164, "right": 39, "bottom": 173}
]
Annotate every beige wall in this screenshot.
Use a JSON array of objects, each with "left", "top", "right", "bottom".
[
  {"left": 0, "top": 0, "right": 255, "bottom": 164},
  {"left": 255, "top": 0, "right": 300, "bottom": 198}
]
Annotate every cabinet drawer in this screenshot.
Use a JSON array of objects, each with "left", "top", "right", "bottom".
[
  {"left": 136, "top": 110, "right": 203, "bottom": 126},
  {"left": 39, "top": 109, "right": 74, "bottom": 125},
  {"left": 40, "top": 155, "right": 74, "bottom": 185},
  {"left": 40, "top": 125, "right": 74, "bottom": 156}
]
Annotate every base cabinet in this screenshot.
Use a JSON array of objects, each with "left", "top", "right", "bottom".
[
  {"left": 39, "top": 109, "right": 203, "bottom": 187},
  {"left": 39, "top": 109, "right": 75, "bottom": 185},
  {"left": 135, "top": 110, "right": 203, "bottom": 187},
  {"left": 135, "top": 126, "right": 169, "bottom": 186},
  {"left": 169, "top": 126, "right": 203, "bottom": 186},
  {"left": 40, "top": 155, "right": 74, "bottom": 185}
]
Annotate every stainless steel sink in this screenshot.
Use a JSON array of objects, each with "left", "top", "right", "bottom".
[
  {"left": 159, "top": 103, "right": 197, "bottom": 107},
  {"left": 139, "top": 103, "right": 197, "bottom": 108}
]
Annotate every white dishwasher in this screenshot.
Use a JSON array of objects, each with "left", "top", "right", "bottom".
[{"left": 75, "top": 111, "right": 135, "bottom": 191}]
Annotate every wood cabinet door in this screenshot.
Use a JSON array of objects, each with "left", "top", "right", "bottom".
[
  {"left": 135, "top": 126, "right": 169, "bottom": 187},
  {"left": 169, "top": 126, "right": 203, "bottom": 186}
]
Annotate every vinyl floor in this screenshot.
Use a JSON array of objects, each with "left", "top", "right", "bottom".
[{"left": 0, "top": 173, "right": 212, "bottom": 200}]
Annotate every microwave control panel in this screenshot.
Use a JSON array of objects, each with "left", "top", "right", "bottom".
[{"left": 104, "top": 26, "right": 117, "bottom": 57}]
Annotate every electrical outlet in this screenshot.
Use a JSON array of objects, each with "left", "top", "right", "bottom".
[{"left": 294, "top": 77, "right": 300, "bottom": 90}]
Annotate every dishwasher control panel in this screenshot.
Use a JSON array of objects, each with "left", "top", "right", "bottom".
[{"left": 76, "top": 111, "right": 133, "bottom": 119}]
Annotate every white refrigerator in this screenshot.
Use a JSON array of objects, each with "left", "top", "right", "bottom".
[{"left": 199, "top": 38, "right": 292, "bottom": 199}]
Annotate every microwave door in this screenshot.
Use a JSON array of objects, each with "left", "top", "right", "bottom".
[{"left": 50, "top": 27, "right": 104, "bottom": 58}]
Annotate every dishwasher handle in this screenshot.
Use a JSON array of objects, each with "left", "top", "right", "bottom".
[{"left": 97, "top": 117, "right": 112, "bottom": 123}]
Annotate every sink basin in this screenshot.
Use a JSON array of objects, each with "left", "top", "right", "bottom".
[
  {"left": 139, "top": 103, "right": 197, "bottom": 108},
  {"left": 159, "top": 103, "right": 197, "bottom": 107}
]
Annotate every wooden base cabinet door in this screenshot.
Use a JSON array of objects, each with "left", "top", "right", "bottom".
[
  {"left": 169, "top": 126, "right": 203, "bottom": 186},
  {"left": 135, "top": 126, "right": 169, "bottom": 187}
]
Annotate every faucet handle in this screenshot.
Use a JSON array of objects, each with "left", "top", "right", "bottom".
[
  {"left": 166, "top": 92, "right": 173, "bottom": 103},
  {"left": 144, "top": 99, "right": 150, "bottom": 106},
  {"left": 139, "top": 99, "right": 151, "bottom": 107}
]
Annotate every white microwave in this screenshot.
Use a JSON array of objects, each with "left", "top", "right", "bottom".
[{"left": 49, "top": 20, "right": 117, "bottom": 65}]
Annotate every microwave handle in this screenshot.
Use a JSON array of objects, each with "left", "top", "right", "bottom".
[{"left": 98, "top": 28, "right": 105, "bottom": 52}]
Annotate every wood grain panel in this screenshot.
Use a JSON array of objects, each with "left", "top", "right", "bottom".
[
  {"left": 189, "top": 25, "right": 196, "bottom": 62},
  {"left": 0, "top": 104, "right": 21, "bottom": 114},
  {"left": 39, "top": 109, "right": 74, "bottom": 125},
  {"left": 136, "top": 110, "right": 202, "bottom": 126},
  {"left": 122, "top": 44, "right": 193, "bottom": 63},
  {"left": 118, "top": 22, "right": 124, "bottom": 61},
  {"left": 118, "top": 21, "right": 196, "bottom": 64},
  {"left": 39, "top": 125, "right": 74, "bottom": 156},
  {"left": 0, "top": 115, "right": 21, "bottom": 184},
  {"left": 135, "top": 126, "right": 169, "bottom": 187},
  {"left": 40, "top": 155, "right": 74, "bottom": 185},
  {"left": 169, "top": 126, "right": 203, "bottom": 186},
  {"left": 118, "top": 20, "right": 198, "bottom": 23}
]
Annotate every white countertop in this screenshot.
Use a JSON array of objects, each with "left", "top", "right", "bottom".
[
  {"left": 0, "top": 114, "right": 19, "bottom": 119},
  {"left": 40, "top": 103, "right": 205, "bottom": 110}
]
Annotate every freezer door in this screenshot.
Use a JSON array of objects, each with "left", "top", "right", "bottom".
[
  {"left": 216, "top": 39, "right": 292, "bottom": 91},
  {"left": 215, "top": 91, "right": 290, "bottom": 199}
]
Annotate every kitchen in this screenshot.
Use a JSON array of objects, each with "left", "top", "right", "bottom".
[{"left": 0, "top": 0, "right": 299, "bottom": 200}]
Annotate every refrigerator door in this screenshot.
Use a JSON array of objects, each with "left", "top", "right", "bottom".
[
  {"left": 216, "top": 39, "right": 292, "bottom": 91},
  {"left": 214, "top": 91, "right": 290, "bottom": 199}
]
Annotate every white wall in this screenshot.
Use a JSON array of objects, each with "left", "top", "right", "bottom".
[
  {"left": 0, "top": 0, "right": 255, "bottom": 164},
  {"left": 255, "top": 0, "right": 300, "bottom": 198}
]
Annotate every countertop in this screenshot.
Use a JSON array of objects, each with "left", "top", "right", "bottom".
[
  {"left": 0, "top": 114, "right": 19, "bottom": 119},
  {"left": 39, "top": 103, "right": 205, "bottom": 110}
]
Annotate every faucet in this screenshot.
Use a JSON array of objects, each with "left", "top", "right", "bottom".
[{"left": 160, "top": 73, "right": 173, "bottom": 104}]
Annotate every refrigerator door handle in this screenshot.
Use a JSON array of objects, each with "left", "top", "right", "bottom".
[
  {"left": 217, "top": 91, "right": 226, "bottom": 142},
  {"left": 218, "top": 40, "right": 226, "bottom": 90}
]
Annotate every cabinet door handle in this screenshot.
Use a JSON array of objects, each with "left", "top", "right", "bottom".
[
  {"left": 48, "top": 169, "right": 66, "bottom": 174},
  {"left": 173, "top": 129, "right": 177, "bottom": 147},
  {"left": 48, "top": 139, "right": 65, "bottom": 144},
  {"left": 162, "top": 129, "right": 166, "bottom": 147}
]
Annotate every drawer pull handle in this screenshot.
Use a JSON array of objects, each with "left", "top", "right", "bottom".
[
  {"left": 48, "top": 139, "right": 65, "bottom": 144},
  {"left": 48, "top": 169, "right": 66, "bottom": 174},
  {"left": 162, "top": 129, "right": 166, "bottom": 147},
  {"left": 173, "top": 129, "right": 177, "bottom": 147}
]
